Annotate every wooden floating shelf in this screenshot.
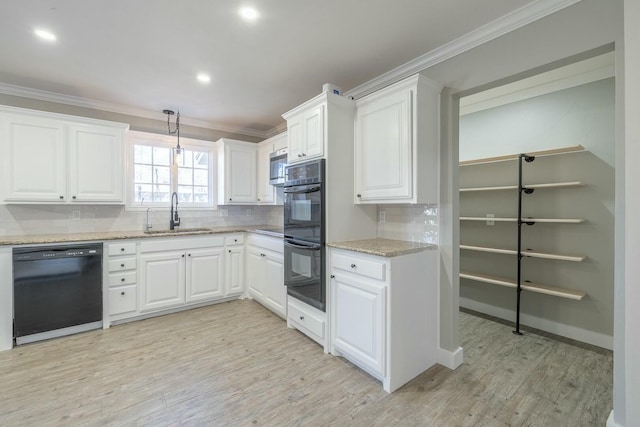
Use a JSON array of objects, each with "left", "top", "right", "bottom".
[
  {"left": 460, "top": 181, "right": 582, "bottom": 192},
  {"left": 459, "top": 145, "right": 585, "bottom": 166},
  {"left": 460, "top": 217, "right": 584, "bottom": 224},
  {"left": 460, "top": 272, "right": 586, "bottom": 300},
  {"left": 460, "top": 244, "right": 586, "bottom": 262}
]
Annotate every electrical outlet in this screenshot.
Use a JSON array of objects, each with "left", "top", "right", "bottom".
[
  {"left": 72, "top": 210, "right": 81, "bottom": 221},
  {"left": 219, "top": 208, "right": 228, "bottom": 217},
  {"left": 486, "top": 213, "right": 495, "bottom": 226},
  {"left": 246, "top": 209, "right": 253, "bottom": 216},
  {"left": 379, "top": 211, "right": 386, "bottom": 223}
]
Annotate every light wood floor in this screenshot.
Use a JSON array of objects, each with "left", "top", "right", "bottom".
[{"left": 0, "top": 300, "right": 612, "bottom": 426}]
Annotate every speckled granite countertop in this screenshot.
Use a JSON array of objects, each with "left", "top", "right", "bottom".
[
  {"left": 0, "top": 225, "right": 284, "bottom": 246},
  {"left": 327, "top": 238, "right": 437, "bottom": 257}
]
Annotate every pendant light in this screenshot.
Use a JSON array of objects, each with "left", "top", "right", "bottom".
[{"left": 163, "top": 109, "right": 182, "bottom": 161}]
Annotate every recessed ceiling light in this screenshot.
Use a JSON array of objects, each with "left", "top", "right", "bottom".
[
  {"left": 239, "top": 7, "right": 259, "bottom": 21},
  {"left": 197, "top": 73, "right": 211, "bottom": 84},
  {"left": 34, "top": 29, "right": 56, "bottom": 42}
]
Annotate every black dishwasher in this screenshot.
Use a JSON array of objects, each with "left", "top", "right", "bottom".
[{"left": 13, "top": 243, "right": 103, "bottom": 345}]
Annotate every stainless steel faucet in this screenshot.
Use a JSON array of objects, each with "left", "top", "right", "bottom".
[
  {"left": 170, "top": 192, "right": 181, "bottom": 230},
  {"left": 145, "top": 208, "right": 153, "bottom": 231}
]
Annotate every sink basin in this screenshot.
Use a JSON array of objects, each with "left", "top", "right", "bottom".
[{"left": 144, "top": 227, "right": 211, "bottom": 235}]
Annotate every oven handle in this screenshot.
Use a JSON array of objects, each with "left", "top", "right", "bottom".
[
  {"left": 284, "top": 240, "right": 322, "bottom": 250},
  {"left": 283, "top": 186, "right": 321, "bottom": 194}
]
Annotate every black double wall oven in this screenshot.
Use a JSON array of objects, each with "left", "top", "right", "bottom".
[{"left": 283, "top": 159, "right": 326, "bottom": 312}]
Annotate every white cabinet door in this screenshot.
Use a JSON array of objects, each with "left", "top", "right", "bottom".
[
  {"left": 186, "top": 247, "right": 224, "bottom": 303},
  {"left": 332, "top": 273, "right": 386, "bottom": 377},
  {"left": 225, "top": 246, "right": 244, "bottom": 296},
  {"left": 302, "top": 104, "right": 324, "bottom": 160},
  {"left": 286, "top": 113, "right": 304, "bottom": 162},
  {"left": 246, "top": 248, "right": 265, "bottom": 298},
  {"left": 2, "top": 113, "right": 66, "bottom": 202},
  {"left": 263, "top": 250, "right": 285, "bottom": 317},
  {"left": 286, "top": 104, "right": 325, "bottom": 163},
  {"left": 218, "top": 140, "right": 257, "bottom": 204},
  {"left": 256, "top": 143, "right": 275, "bottom": 204},
  {"left": 355, "top": 89, "right": 412, "bottom": 202},
  {"left": 139, "top": 251, "right": 186, "bottom": 312},
  {"left": 67, "top": 123, "right": 124, "bottom": 203}
]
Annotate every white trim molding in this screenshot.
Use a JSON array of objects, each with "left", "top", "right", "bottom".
[
  {"left": 0, "top": 82, "right": 271, "bottom": 139},
  {"left": 460, "top": 51, "right": 614, "bottom": 115},
  {"left": 437, "top": 346, "right": 464, "bottom": 370},
  {"left": 460, "top": 297, "right": 614, "bottom": 350},
  {"left": 607, "top": 410, "right": 621, "bottom": 427},
  {"left": 344, "top": 0, "right": 585, "bottom": 100}
]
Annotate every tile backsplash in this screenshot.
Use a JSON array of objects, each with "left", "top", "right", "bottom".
[
  {"left": 376, "top": 204, "right": 439, "bottom": 244},
  {"left": 0, "top": 204, "right": 284, "bottom": 236},
  {"left": 0, "top": 202, "right": 437, "bottom": 245}
]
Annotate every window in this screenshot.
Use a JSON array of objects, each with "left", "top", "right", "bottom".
[{"left": 127, "top": 131, "right": 215, "bottom": 209}]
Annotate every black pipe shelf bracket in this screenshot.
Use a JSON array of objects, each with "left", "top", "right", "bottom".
[{"left": 514, "top": 153, "right": 536, "bottom": 336}]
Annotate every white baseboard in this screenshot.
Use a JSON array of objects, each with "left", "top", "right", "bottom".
[
  {"left": 607, "top": 410, "right": 621, "bottom": 427},
  {"left": 460, "top": 297, "right": 613, "bottom": 350},
  {"left": 437, "top": 346, "right": 464, "bottom": 370}
]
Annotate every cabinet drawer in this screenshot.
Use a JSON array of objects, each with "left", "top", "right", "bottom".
[
  {"left": 109, "top": 285, "right": 137, "bottom": 315},
  {"left": 224, "top": 235, "right": 244, "bottom": 246},
  {"left": 108, "top": 257, "right": 136, "bottom": 272},
  {"left": 332, "top": 253, "right": 386, "bottom": 281},
  {"left": 108, "top": 271, "right": 137, "bottom": 286},
  {"left": 288, "top": 301, "right": 325, "bottom": 339},
  {"left": 108, "top": 242, "right": 136, "bottom": 256}
]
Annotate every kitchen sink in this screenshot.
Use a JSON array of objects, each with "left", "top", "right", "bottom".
[{"left": 143, "top": 227, "right": 212, "bottom": 235}]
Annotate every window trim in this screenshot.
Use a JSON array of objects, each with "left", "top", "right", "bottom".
[{"left": 125, "top": 130, "right": 217, "bottom": 211}]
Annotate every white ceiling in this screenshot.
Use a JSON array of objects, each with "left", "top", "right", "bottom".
[{"left": 0, "top": 0, "right": 538, "bottom": 137}]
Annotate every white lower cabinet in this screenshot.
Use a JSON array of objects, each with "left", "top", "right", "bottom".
[
  {"left": 246, "top": 234, "right": 286, "bottom": 318},
  {"left": 138, "top": 235, "right": 235, "bottom": 314},
  {"left": 287, "top": 296, "right": 326, "bottom": 348},
  {"left": 330, "top": 247, "right": 438, "bottom": 393},
  {"left": 108, "top": 285, "right": 137, "bottom": 316},
  {"left": 186, "top": 248, "right": 225, "bottom": 303},
  {"left": 332, "top": 274, "right": 386, "bottom": 377},
  {"left": 139, "top": 250, "right": 187, "bottom": 312},
  {"left": 224, "top": 235, "right": 245, "bottom": 297},
  {"left": 107, "top": 241, "right": 138, "bottom": 321}
]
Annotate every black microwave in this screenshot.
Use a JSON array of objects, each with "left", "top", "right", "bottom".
[{"left": 269, "top": 148, "right": 288, "bottom": 186}]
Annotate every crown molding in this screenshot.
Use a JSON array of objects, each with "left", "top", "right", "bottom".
[
  {"left": 0, "top": 82, "right": 271, "bottom": 139},
  {"left": 460, "top": 51, "right": 614, "bottom": 115},
  {"left": 343, "top": 0, "right": 584, "bottom": 100}
]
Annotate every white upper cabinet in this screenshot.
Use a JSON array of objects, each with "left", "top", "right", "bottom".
[
  {"left": 67, "top": 123, "right": 125, "bottom": 203},
  {"left": 2, "top": 112, "right": 66, "bottom": 202},
  {"left": 217, "top": 138, "right": 257, "bottom": 205},
  {"left": 354, "top": 74, "right": 442, "bottom": 204},
  {"left": 256, "top": 132, "right": 286, "bottom": 205},
  {"left": 257, "top": 143, "right": 275, "bottom": 204},
  {"left": 0, "top": 106, "right": 128, "bottom": 204},
  {"left": 283, "top": 92, "right": 352, "bottom": 164}
]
